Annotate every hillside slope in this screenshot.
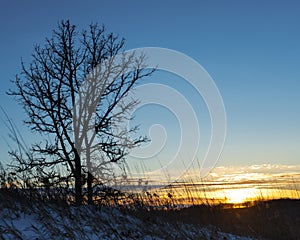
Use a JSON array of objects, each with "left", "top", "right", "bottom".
[{"left": 0, "top": 190, "right": 256, "bottom": 240}]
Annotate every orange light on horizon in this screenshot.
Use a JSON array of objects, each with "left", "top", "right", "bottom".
[{"left": 223, "top": 188, "right": 257, "bottom": 204}]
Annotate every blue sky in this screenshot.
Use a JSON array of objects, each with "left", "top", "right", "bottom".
[{"left": 0, "top": 0, "right": 299, "bottom": 170}]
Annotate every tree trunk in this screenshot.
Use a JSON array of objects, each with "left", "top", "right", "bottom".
[
  {"left": 86, "top": 144, "right": 93, "bottom": 205},
  {"left": 74, "top": 151, "right": 82, "bottom": 205},
  {"left": 87, "top": 172, "right": 93, "bottom": 205}
]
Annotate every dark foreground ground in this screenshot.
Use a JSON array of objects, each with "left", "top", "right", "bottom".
[
  {"left": 0, "top": 189, "right": 299, "bottom": 239},
  {"left": 130, "top": 199, "right": 300, "bottom": 240}
]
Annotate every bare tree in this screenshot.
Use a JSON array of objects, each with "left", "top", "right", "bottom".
[{"left": 8, "top": 20, "right": 153, "bottom": 205}]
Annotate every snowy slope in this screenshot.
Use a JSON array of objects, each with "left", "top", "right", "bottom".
[{"left": 0, "top": 193, "right": 257, "bottom": 240}]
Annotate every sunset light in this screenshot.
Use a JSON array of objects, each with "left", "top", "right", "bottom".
[
  {"left": 1, "top": 1, "right": 300, "bottom": 239},
  {"left": 224, "top": 188, "right": 257, "bottom": 204}
]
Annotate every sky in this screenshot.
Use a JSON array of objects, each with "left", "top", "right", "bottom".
[{"left": 0, "top": 1, "right": 300, "bottom": 176}]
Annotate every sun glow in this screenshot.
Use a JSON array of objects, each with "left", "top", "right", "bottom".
[{"left": 224, "top": 188, "right": 257, "bottom": 204}]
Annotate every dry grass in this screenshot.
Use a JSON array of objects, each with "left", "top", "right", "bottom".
[
  {"left": 0, "top": 188, "right": 260, "bottom": 240},
  {"left": 1, "top": 187, "right": 300, "bottom": 239}
]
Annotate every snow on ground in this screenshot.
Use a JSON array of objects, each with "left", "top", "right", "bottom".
[{"left": 0, "top": 196, "right": 257, "bottom": 240}]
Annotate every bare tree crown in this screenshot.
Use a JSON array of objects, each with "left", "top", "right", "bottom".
[{"left": 8, "top": 20, "right": 154, "bottom": 204}]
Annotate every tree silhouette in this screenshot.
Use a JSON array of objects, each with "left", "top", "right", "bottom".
[{"left": 8, "top": 20, "right": 153, "bottom": 205}]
